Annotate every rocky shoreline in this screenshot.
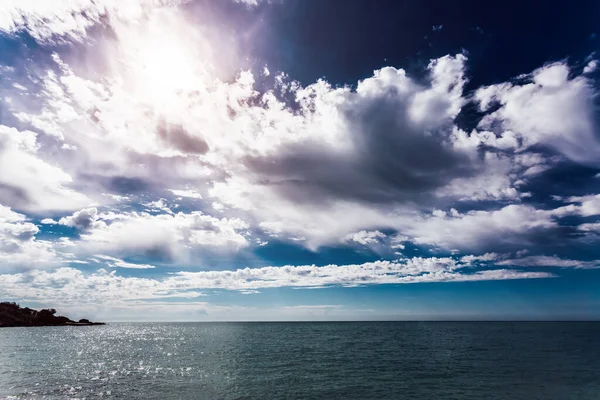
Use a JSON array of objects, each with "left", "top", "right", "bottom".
[{"left": 0, "top": 302, "right": 105, "bottom": 327}]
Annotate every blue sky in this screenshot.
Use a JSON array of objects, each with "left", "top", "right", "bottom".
[{"left": 0, "top": 0, "right": 600, "bottom": 321}]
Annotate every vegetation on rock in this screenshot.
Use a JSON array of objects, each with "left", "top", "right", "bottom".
[{"left": 0, "top": 302, "right": 104, "bottom": 327}]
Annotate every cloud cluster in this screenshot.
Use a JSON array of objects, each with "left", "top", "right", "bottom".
[
  {"left": 242, "top": 56, "right": 470, "bottom": 206},
  {"left": 5, "top": 11, "right": 598, "bottom": 251},
  {"left": 0, "top": 126, "right": 91, "bottom": 212},
  {"left": 406, "top": 205, "right": 558, "bottom": 251},
  {"left": 53, "top": 209, "right": 250, "bottom": 263},
  {"left": 0, "top": 205, "right": 59, "bottom": 268},
  {"left": 0, "top": 0, "right": 598, "bottom": 301},
  {"left": 476, "top": 63, "right": 600, "bottom": 166},
  {"left": 554, "top": 194, "right": 600, "bottom": 218},
  {"left": 59, "top": 207, "right": 104, "bottom": 231},
  {"left": 95, "top": 255, "right": 156, "bottom": 269},
  {"left": 343, "top": 230, "right": 386, "bottom": 245}
]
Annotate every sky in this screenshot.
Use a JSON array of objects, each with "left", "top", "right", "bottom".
[{"left": 0, "top": 0, "right": 600, "bottom": 321}]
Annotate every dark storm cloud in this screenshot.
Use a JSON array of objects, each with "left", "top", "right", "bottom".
[
  {"left": 59, "top": 207, "right": 99, "bottom": 231},
  {"left": 106, "top": 176, "right": 152, "bottom": 195},
  {"left": 157, "top": 119, "right": 209, "bottom": 155},
  {"left": 519, "top": 163, "right": 600, "bottom": 204},
  {"left": 0, "top": 183, "right": 31, "bottom": 210},
  {"left": 244, "top": 73, "right": 475, "bottom": 207}
]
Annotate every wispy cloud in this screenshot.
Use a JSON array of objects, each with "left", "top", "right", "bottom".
[{"left": 496, "top": 255, "right": 600, "bottom": 269}]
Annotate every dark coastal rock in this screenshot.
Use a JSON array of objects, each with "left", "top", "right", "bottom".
[{"left": 0, "top": 302, "right": 105, "bottom": 327}]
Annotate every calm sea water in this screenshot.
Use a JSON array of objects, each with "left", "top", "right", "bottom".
[{"left": 0, "top": 322, "right": 599, "bottom": 399}]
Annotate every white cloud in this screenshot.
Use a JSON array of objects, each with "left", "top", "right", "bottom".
[
  {"left": 205, "top": 53, "right": 484, "bottom": 247},
  {"left": 436, "top": 150, "right": 522, "bottom": 201},
  {"left": 4, "top": 15, "right": 587, "bottom": 251},
  {"left": 0, "top": 258, "right": 552, "bottom": 305},
  {"left": 566, "top": 194, "right": 600, "bottom": 217},
  {"left": 169, "top": 189, "right": 203, "bottom": 199},
  {"left": 452, "top": 128, "right": 520, "bottom": 151},
  {"left": 497, "top": 255, "right": 600, "bottom": 269},
  {"left": 58, "top": 207, "right": 105, "bottom": 231},
  {"left": 95, "top": 255, "right": 155, "bottom": 269},
  {"left": 578, "top": 222, "right": 600, "bottom": 233},
  {"left": 7, "top": 47, "right": 566, "bottom": 249},
  {"left": 0, "top": 204, "right": 61, "bottom": 268},
  {"left": 0, "top": 0, "right": 598, "bottom": 263},
  {"left": 342, "top": 230, "right": 386, "bottom": 245},
  {"left": 233, "top": 0, "right": 262, "bottom": 5},
  {"left": 0, "top": 204, "right": 24, "bottom": 223},
  {"left": 406, "top": 205, "right": 557, "bottom": 250},
  {"left": 0, "top": 126, "right": 92, "bottom": 212},
  {"left": 5, "top": 9, "right": 224, "bottom": 200},
  {"left": 583, "top": 60, "right": 598, "bottom": 74},
  {"left": 240, "top": 289, "right": 260, "bottom": 295},
  {"left": 143, "top": 198, "right": 173, "bottom": 214},
  {"left": 1, "top": 0, "right": 599, "bottom": 320},
  {"left": 476, "top": 62, "right": 600, "bottom": 166},
  {"left": 551, "top": 194, "right": 600, "bottom": 231},
  {"left": 460, "top": 253, "right": 500, "bottom": 265},
  {"left": 0, "top": 0, "right": 187, "bottom": 44},
  {"left": 70, "top": 209, "right": 249, "bottom": 262}
]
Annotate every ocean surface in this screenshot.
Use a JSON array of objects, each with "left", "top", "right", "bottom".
[{"left": 0, "top": 322, "right": 599, "bottom": 399}]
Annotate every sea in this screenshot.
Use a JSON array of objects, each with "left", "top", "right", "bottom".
[{"left": 0, "top": 322, "right": 599, "bottom": 399}]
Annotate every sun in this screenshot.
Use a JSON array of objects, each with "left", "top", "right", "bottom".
[
  {"left": 115, "top": 9, "right": 214, "bottom": 108},
  {"left": 136, "top": 35, "right": 197, "bottom": 98}
]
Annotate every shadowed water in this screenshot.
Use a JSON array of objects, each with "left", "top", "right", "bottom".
[{"left": 0, "top": 322, "right": 599, "bottom": 399}]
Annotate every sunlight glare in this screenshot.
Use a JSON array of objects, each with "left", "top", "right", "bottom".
[{"left": 117, "top": 9, "right": 214, "bottom": 108}]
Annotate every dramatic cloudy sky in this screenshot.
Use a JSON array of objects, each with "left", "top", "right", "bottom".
[{"left": 0, "top": 0, "right": 599, "bottom": 320}]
